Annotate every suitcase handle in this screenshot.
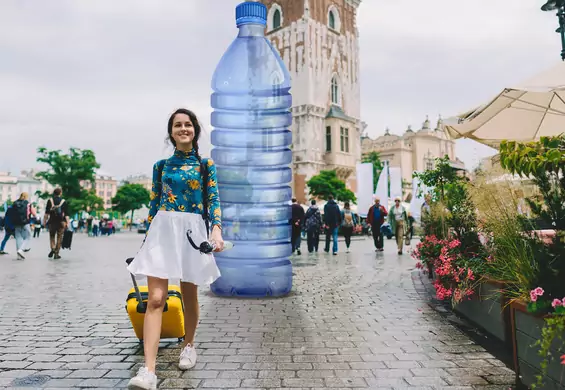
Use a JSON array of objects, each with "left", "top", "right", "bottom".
[{"left": 126, "top": 257, "right": 146, "bottom": 313}]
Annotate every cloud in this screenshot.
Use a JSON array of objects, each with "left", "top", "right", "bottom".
[{"left": 0, "top": 0, "right": 561, "bottom": 177}]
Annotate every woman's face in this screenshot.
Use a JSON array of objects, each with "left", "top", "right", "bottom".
[{"left": 171, "top": 113, "right": 195, "bottom": 147}]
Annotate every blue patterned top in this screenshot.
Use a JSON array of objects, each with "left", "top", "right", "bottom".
[{"left": 147, "top": 148, "right": 221, "bottom": 229}]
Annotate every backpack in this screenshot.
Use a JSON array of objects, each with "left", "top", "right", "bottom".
[
  {"left": 11, "top": 200, "right": 29, "bottom": 226},
  {"left": 49, "top": 198, "right": 65, "bottom": 220},
  {"left": 343, "top": 209, "right": 354, "bottom": 227},
  {"left": 305, "top": 207, "right": 322, "bottom": 231}
]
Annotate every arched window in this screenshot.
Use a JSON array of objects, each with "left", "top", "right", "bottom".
[
  {"left": 331, "top": 76, "right": 339, "bottom": 105},
  {"left": 267, "top": 4, "right": 283, "bottom": 32},
  {"left": 327, "top": 6, "right": 341, "bottom": 32},
  {"left": 273, "top": 9, "right": 281, "bottom": 29}
]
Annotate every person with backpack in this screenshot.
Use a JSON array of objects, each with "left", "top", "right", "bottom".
[
  {"left": 290, "top": 198, "right": 305, "bottom": 255},
  {"left": 341, "top": 201, "right": 358, "bottom": 253},
  {"left": 0, "top": 206, "right": 16, "bottom": 255},
  {"left": 126, "top": 108, "right": 224, "bottom": 390},
  {"left": 323, "top": 195, "right": 342, "bottom": 255},
  {"left": 11, "top": 192, "right": 36, "bottom": 259},
  {"left": 44, "top": 187, "right": 69, "bottom": 260},
  {"left": 304, "top": 199, "right": 323, "bottom": 253},
  {"left": 367, "top": 196, "right": 388, "bottom": 252}
]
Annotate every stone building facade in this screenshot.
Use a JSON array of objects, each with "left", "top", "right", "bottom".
[
  {"left": 260, "top": 0, "right": 364, "bottom": 204},
  {"left": 361, "top": 116, "right": 465, "bottom": 196}
]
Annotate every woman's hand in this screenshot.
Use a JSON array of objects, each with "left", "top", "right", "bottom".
[{"left": 211, "top": 225, "right": 224, "bottom": 252}]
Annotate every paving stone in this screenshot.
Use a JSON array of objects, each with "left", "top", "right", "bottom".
[{"left": 0, "top": 233, "right": 515, "bottom": 389}]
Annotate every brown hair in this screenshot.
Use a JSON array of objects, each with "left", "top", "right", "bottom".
[{"left": 166, "top": 108, "right": 202, "bottom": 160}]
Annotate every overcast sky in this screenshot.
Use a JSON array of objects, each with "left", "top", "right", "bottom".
[{"left": 0, "top": 0, "right": 560, "bottom": 179}]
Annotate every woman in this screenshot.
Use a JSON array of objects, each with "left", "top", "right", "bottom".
[
  {"left": 340, "top": 201, "right": 357, "bottom": 253},
  {"left": 388, "top": 196, "right": 409, "bottom": 255},
  {"left": 127, "top": 108, "right": 224, "bottom": 390},
  {"left": 11, "top": 192, "right": 36, "bottom": 259}
]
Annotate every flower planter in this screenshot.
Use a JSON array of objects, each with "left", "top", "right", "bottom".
[
  {"left": 510, "top": 301, "right": 565, "bottom": 389},
  {"left": 453, "top": 278, "right": 512, "bottom": 350}
]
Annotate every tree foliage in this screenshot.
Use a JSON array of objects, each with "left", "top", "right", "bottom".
[
  {"left": 361, "top": 151, "right": 384, "bottom": 192},
  {"left": 112, "top": 183, "right": 150, "bottom": 230},
  {"left": 415, "top": 156, "right": 481, "bottom": 255},
  {"left": 307, "top": 170, "right": 356, "bottom": 203},
  {"left": 35, "top": 147, "right": 103, "bottom": 215}
]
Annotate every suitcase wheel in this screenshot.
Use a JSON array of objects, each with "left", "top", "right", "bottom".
[{"left": 178, "top": 337, "right": 184, "bottom": 342}]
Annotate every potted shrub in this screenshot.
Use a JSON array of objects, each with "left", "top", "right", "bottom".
[{"left": 500, "top": 137, "right": 565, "bottom": 389}]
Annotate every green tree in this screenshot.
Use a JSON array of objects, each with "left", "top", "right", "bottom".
[
  {"left": 306, "top": 170, "right": 356, "bottom": 203},
  {"left": 362, "top": 151, "right": 384, "bottom": 192},
  {"left": 111, "top": 183, "right": 150, "bottom": 230},
  {"left": 35, "top": 147, "right": 103, "bottom": 215}
]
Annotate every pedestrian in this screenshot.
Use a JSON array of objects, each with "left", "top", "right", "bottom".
[
  {"left": 290, "top": 197, "right": 305, "bottom": 255},
  {"left": 304, "top": 199, "right": 323, "bottom": 253},
  {"left": 0, "top": 206, "right": 15, "bottom": 255},
  {"left": 341, "top": 201, "right": 358, "bottom": 253},
  {"left": 323, "top": 195, "right": 341, "bottom": 255},
  {"left": 389, "top": 196, "right": 409, "bottom": 255},
  {"left": 92, "top": 217, "right": 99, "bottom": 237},
  {"left": 43, "top": 188, "right": 69, "bottom": 260},
  {"left": 126, "top": 108, "right": 224, "bottom": 390},
  {"left": 367, "top": 196, "right": 388, "bottom": 252},
  {"left": 11, "top": 192, "right": 36, "bottom": 259}
]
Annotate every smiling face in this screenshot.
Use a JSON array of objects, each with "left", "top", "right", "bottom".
[{"left": 171, "top": 113, "right": 195, "bottom": 149}]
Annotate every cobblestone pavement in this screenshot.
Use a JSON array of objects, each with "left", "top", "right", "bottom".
[{"left": 0, "top": 232, "right": 516, "bottom": 389}]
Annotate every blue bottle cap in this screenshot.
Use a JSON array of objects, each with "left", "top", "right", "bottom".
[{"left": 235, "top": 1, "right": 267, "bottom": 27}]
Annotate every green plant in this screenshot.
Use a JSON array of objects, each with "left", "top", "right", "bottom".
[
  {"left": 468, "top": 176, "right": 538, "bottom": 301},
  {"left": 307, "top": 170, "right": 356, "bottom": 202},
  {"left": 415, "top": 156, "right": 482, "bottom": 257},
  {"left": 531, "top": 312, "right": 565, "bottom": 389},
  {"left": 500, "top": 136, "right": 565, "bottom": 307}
]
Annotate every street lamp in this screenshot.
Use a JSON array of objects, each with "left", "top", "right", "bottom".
[{"left": 541, "top": 0, "right": 565, "bottom": 60}]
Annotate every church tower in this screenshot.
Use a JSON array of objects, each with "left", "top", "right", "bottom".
[{"left": 259, "top": 0, "right": 363, "bottom": 204}]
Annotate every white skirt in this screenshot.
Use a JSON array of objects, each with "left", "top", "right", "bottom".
[{"left": 126, "top": 210, "right": 221, "bottom": 285}]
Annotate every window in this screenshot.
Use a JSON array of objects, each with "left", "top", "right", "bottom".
[
  {"left": 329, "top": 11, "right": 335, "bottom": 29},
  {"left": 326, "top": 126, "right": 332, "bottom": 152},
  {"left": 331, "top": 76, "right": 339, "bottom": 105},
  {"left": 340, "top": 127, "right": 349, "bottom": 152},
  {"left": 273, "top": 9, "right": 281, "bottom": 29},
  {"left": 425, "top": 159, "right": 434, "bottom": 171},
  {"left": 327, "top": 6, "right": 341, "bottom": 32},
  {"left": 267, "top": 4, "right": 283, "bottom": 32}
]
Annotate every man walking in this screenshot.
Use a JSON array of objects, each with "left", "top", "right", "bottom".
[
  {"left": 290, "top": 198, "right": 305, "bottom": 255},
  {"left": 323, "top": 195, "right": 342, "bottom": 255},
  {"left": 304, "top": 200, "right": 323, "bottom": 253},
  {"left": 43, "top": 188, "right": 69, "bottom": 259},
  {"left": 0, "top": 206, "right": 15, "bottom": 255},
  {"left": 367, "top": 196, "right": 388, "bottom": 252}
]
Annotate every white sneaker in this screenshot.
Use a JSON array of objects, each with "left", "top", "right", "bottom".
[
  {"left": 346, "top": 248, "right": 350, "bottom": 253},
  {"left": 178, "top": 344, "right": 197, "bottom": 370},
  {"left": 127, "top": 367, "right": 157, "bottom": 390},
  {"left": 16, "top": 250, "right": 25, "bottom": 260}
]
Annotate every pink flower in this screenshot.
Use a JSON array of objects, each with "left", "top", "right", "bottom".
[
  {"left": 561, "top": 355, "right": 565, "bottom": 365},
  {"left": 534, "top": 287, "right": 544, "bottom": 296},
  {"left": 415, "top": 261, "right": 423, "bottom": 269},
  {"left": 530, "top": 291, "right": 538, "bottom": 302},
  {"left": 552, "top": 299, "right": 562, "bottom": 308}
]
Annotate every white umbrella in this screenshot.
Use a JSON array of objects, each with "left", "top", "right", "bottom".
[{"left": 445, "top": 62, "right": 565, "bottom": 148}]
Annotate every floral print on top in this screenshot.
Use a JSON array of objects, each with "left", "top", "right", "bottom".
[{"left": 147, "top": 148, "right": 221, "bottom": 229}]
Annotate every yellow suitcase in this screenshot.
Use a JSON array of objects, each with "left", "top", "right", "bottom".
[{"left": 125, "top": 258, "right": 185, "bottom": 342}]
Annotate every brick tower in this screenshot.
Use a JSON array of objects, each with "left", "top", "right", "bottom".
[{"left": 259, "top": 0, "right": 364, "bottom": 204}]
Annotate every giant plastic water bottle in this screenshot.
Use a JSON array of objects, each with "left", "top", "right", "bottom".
[{"left": 209, "top": 1, "right": 293, "bottom": 297}]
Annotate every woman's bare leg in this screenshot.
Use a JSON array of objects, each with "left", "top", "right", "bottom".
[
  {"left": 180, "top": 282, "right": 199, "bottom": 347},
  {"left": 143, "top": 276, "right": 169, "bottom": 373}
]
